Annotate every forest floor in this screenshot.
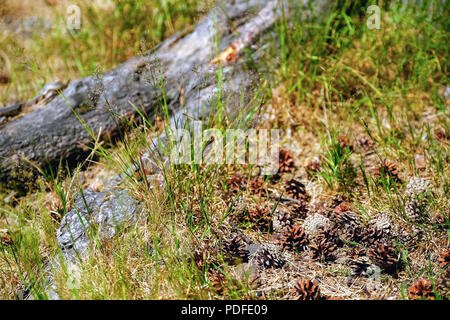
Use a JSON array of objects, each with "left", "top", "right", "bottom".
[{"left": 0, "top": 0, "right": 448, "bottom": 300}]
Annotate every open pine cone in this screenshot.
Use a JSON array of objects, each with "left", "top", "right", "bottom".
[
  {"left": 285, "top": 179, "right": 309, "bottom": 200},
  {"left": 290, "top": 279, "right": 323, "bottom": 300},
  {"left": 347, "top": 246, "right": 367, "bottom": 260},
  {"left": 342, "top": 225, "right": 385, "bottom": 247},
  {"left": 438, "top": 248, "right": 450, "bottom": 268},
  {"left": 333, "top": 200, "right": 352, "bottom": 213},
  {"left": 310, "top": 228, "right": 339, "bottom": 262},
  {"left": 373, "top": 159, "right": 400, "bottom": 181},
  {"left": 303, "top": 213, "right": 330, "bottom": 237},
  {"left": 248, "top": 206, "right": 272, "bottom": 231},
  {"left": 278, "top": 225, "right": 308, "bottom": 252},
  {"left": 252, "top": 244, "right": 285, "bottom": 270},
  {"left": 395, "top": 223, "right": 422, "bottom": 246},
  {"left": 404, "top": 177, "right": 432, "bottom": 223},
  {"left": 333, "top": 210, "right": 361, "bottom": 229},
  {"left": 405, "top": 199, "right": 427, "bottom": 223},
  {"left": 222, "top": 235, "right": 249, "bottom": 262},
  {"left": 278, "top": 150, "right": 295, "bottom": 173},
  {"left": 436, "top": 268, "right": 450, "bottom": 300},
  {"left": 192, "top": 248, "right": 220, "bottom": 273},
  {"left": 368, "top": 242, "right": 400, "bottom": 274},
  {"left": 249, "top": 177, "right": 267, "bottom": 196},
  {"left": 408, "top": 279, "right": 435, "bottom": 300},
  {"left": 304, "top": 160, "right": 321, "bottom": 175},
  {"left": 371, "top": 213, "right": 393, "bottom": 238},
  {"left": 227, "top": 174, "right": 247, "bottom": 194},
  {"left": 0, "top": 232, "right": 12, "bottom": 247},
  {"left": 357, "top": 136, "right": 376, "bottom": 151},
  {"left": 350, "top": 256, "right": 373, "bottom": 277},
  {"left": 272, "top": 210, "right": 293, "bottom": 233},
  {"left": 405, "top": 177, "right": 432, "bottom": 199},
  {"left": 290, "top": 200, "right": 309, "bottom": 218}
]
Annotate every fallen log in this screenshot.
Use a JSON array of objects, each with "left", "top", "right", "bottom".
[{"left": 0, "top": 0, "right": 332, "bottom": 192}]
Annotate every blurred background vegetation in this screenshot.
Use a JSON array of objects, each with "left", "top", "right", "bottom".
[{"left": 0, "top": 0, "right": 211, "bottom": 106}]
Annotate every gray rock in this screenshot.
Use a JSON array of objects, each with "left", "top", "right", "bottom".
[{"left": 56, "top": 188, "right": 140, "bottom": 260}]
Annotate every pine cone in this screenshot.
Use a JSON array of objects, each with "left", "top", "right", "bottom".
[
  {"left": 433, "top": 213, "right": 447, "bottom": 229},
  {"left": 438, "top": 248, "right": 450, "bottom": 268},
  {"left": 333, "top": 211, "right": 361, "bottom": 229},
  {"left": 278, "top": 225, "right": 308, "bottom": 252},
  {"left": 342, "top": 225, "right": 385, "bottom": 246},
  {"left": 272, "top": 210, "right": 293, "bottom": 233},
  {"left": 350, "top": 256, "right": 373, "bottom": 277},
  {"left": 227, "top": 174, "right": 247, "bottom": 194},
  {"left": 252, "top": 244, "right": 285, "bottom": 270},
  {"left": 209, "top": 270, "right": 226, "bottom": 294},
  {"left": 368, "top": 242, "right": 400, "bottom": 274},
  {"left": 222, "top": 235, "right": 249, "bottom": 262},
  {"left": 434, "top": 127, "right": 448, "bottom": 141},
  {"left": 278, "top": 150, "right": 295, "bottom": 173},
  {"left": 0, "top": 72, "right": 10, "bottom": 84},
  {"left": 395, "top": 223, "right": 422, "bottom": 247},
  {"left": 333, "top": 200, "right": 352, "bottom": 213},
  {"left": 436, "top": 268, "right": 450, "bottom": 300},
  {"left": 310, "top": 228, "right": 339, "bottom": 262},
  {"left": 405, "top": 177, "right": 432, "bottom": 199},
  {"left": 342, "top": 225, "right": 365, "bottom": 243},
  {"left": 249, "top": 178, "right": 267, "bottom": 196},
  {"left": 291, "top": 200, "right": 309, "bottom": 218},
  {"left": 347, "top": 246, "right": 367, "bottom": 260},
  {"left": 373, "top": 159, "right": 400, "bottom": 181},
  {"left": 408, "top": 279, "right": 435, "bottom": 300},
  {"left": 248, "top": 206, "right": 272, "bottom": 231},
  {"left": 193, "top": 249, "right": 219, "bottom": 272},
  {"left": 285, "top": 179, "right": 309, "bottom": 200},
  {"left": 305, "top": 160, "right": 321, "bottom": 174},
  {"left": 364, "top": 227, "right": 388, "bottom": 246},
  {"left": 371, "top": 213, "right": 393, "bottom": 238},
  {"left": 404, "top": 177, "right": 432, "bottom": 223},
  {"left": 0, "top": 232, "right": 12, "bottom": 247},
  {"left": 291, "top": 279, "right": 322, "bottom": 300},
  {"left": 331, "top": 194, "right": 347, "bottom": 207},
  {"left": 405, "top": 199, "right": 427, "bottom": 223}
]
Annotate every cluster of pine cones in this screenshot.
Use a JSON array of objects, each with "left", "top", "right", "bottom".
[{"left": 221, "top": 147, "right": 446, "bottom": 300}]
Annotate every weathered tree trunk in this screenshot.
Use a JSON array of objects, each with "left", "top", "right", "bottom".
[{"left": 0, "top": 0, "right": 331, "bottom": 191}]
